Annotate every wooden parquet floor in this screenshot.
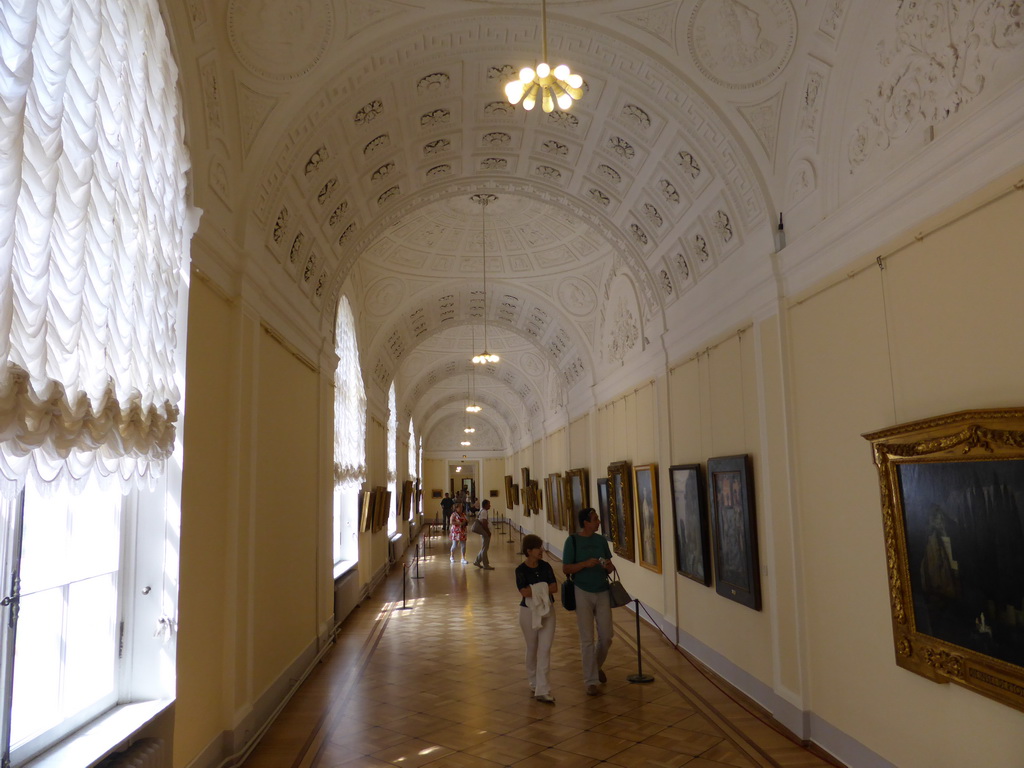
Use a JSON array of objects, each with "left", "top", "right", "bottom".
[{"left": 242, "top": 524, "right": 842, "bottom": 768}]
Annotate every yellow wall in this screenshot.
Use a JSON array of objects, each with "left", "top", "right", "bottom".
[
  {"left": 785, "top": 182, "right": 1024, "bottom": 766},
  {"left": 252, "top": 331, "right": 320, "bottom": 697},
  {"left": 176, "top": 276, "right": 233, "bottom": 762}
]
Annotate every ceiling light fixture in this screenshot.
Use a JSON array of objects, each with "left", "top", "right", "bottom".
[
  {"left": 466, "top": 340, "right": 483, "bottom": 413},
  {"left": 505, "top": 0, "right": 584, "bottom": 112},
  {"left": 464, "top": 427, "right": 475, "bottom": 433},
  {"left": 471, "top": 194, "right": 499, "bottom": 365},
  {"left": 461, "top": 441, "right": 471, "bottom": 446}
]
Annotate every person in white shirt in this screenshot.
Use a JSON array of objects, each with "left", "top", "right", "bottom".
[{"left": 472, "top": 499, "right": 494, "bottom": 569}]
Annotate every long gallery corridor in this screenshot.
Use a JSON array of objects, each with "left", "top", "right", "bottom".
[{"left": 241, "top": 522, "right": 840, "bottom": 768}]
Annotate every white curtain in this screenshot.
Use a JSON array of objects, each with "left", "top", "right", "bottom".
[
  {"left": 0, "top": 0, "right": 194, "bottom": 496},
  {"left": 386, "top": 382, "right": 396, "bottom": 484},
  {"left": 407, "top": 418, "right": 416, "bottom": 480},
  {"left": 333, "top": 296, "right": 366, "bottom": 485}
]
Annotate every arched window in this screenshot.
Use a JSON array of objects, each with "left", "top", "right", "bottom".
[
  {"left": 0, "top": 0, "right": 193, "bottom": 762},
  {"left": 387, "top": 382, "right": 397, "bottom": 534},
  {"left": 333, "top": 296, "right": 365, "bottom": 566},
  {"left": 407, "top": 419, "right": 418, "bottom": 521}
]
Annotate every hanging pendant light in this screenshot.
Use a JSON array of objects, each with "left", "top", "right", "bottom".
[
  {"left": 505, "top": 0, "right": 584, "bottom": 112},
  {"left": 471, "top": 194, "right": 499, "bottom": 364}
]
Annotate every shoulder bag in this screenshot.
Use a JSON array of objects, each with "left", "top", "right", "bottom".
[
  {"left": 607, "top": 571, "right": 631, "bottom": 608},
  {"left": 561, "top": 535, "right": 576, "bottom": 611}
]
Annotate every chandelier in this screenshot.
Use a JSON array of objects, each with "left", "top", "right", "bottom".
[
  {"left": 504, "top": 0, "right": 583, "bottom": 112},
  {"left": 471, "top": 194, "right": 499, "bottom": 364}
]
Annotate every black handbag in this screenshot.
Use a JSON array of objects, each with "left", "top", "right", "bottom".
[
  {"left": 561, "top": 535, "right": 577, "bottom": 611},
  {"left": 608, "top": 572, "right": 631, "bottom": 608},
  {"left": 561, "top": 578, "right": 576, "bottom": 611}
]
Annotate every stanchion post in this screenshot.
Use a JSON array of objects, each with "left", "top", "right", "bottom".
[
  {"left": 411, "top": 541, "right": 424, "bottom": 579},
  {"left": 396, "top": 563, "right": 412, "bottom": 610},
  {"left": 627, "top": 598, "right": 654, "bottom": 683}
]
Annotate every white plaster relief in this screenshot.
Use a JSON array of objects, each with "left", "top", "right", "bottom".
[
  {"left": 688, "top": 0, "right": 797, "bottom": 89},
  {"left": 608, "top": 298, "right": 639, "bottom": 365},
  {"left": 557, "top": 278, "right": 597, "bottom": 317},
  {"left": 227, "top": 0, "right": 334, "bottom": 81},
  {"left": 737, "top": 89, "right": 783, "bottom": 164},
  {"left": 366, "top": 278, "right": 407, "bottom": 317},
  {"left": 787, "top": 158, "right": 817, "bottom": 205},
  {"left": 848, "top": 0, "right": 1024, "bottom": 171},
  {"left": 199, "top": 58, "right": 221, "bottom": 131},
  {"left": 798, "top": 60, "right": 830, "bottom": 146},
  {"left": 238, "top": 85, "right": 278, "bottom": 156},
  {"left": 612, "top": 2, "right": 680, "bottom": 47},
  {"left": 818, "top": 0, "right": 848, "bottom": 42},
  {"left": 345, "top": 0, "right": 412, "bottom": 39}
]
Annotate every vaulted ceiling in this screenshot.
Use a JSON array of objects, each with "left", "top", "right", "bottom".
[{"left": 165, "top": 0, "right": 1024, "bottom": 453}]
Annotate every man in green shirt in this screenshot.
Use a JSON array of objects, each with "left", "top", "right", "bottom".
[{"left": 562, "top": 507, "right": 616, "bottom": 695}]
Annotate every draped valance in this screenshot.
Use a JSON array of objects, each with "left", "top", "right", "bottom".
[{"left": 0, "top": 0, "right": 195, "bottom": 495}]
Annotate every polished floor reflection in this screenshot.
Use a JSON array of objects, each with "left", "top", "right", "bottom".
[{"left": 243, "top": 523, "right": 840, "bottom": 768}]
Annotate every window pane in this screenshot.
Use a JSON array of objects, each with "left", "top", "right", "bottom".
[
  {"left": 10, "top": 589, "right": 63, "bottom": 747},
  {"left": 64, "top": 574, "right": 118, "bottom": 715}
]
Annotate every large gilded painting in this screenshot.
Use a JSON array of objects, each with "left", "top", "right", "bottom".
[{"left": 865, "top": 408, "right": 1024, "bottom": 714}]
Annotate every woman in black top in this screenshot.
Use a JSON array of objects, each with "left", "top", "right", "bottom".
[{"left": 515, "top": 534, "right": 558, "bottom": 703}]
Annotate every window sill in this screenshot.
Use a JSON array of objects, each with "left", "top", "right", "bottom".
[
  {"left": 23, "top": 699, "right": 173, "bottom": 768},
  {"left": 333, "top": 559, "right": 357, "bottom": 581}
]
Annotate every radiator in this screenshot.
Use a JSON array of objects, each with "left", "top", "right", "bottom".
[{"left": 96, "top": 738, "right": 165, "bottom": 768}]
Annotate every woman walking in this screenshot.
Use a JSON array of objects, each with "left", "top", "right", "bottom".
[
  {"left": 449, "top": 502, "right": 468, "bottom": 563},
  {"left": 515, "top": 534, "right": 558, "bottom": 703}
]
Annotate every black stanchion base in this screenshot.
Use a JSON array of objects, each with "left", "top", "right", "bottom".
[
  {"left": 627, "top": 673, "right": 654, "bottom": 683},
  {"left": 396, "top": 605, "right": 414, "bottom": 611}
]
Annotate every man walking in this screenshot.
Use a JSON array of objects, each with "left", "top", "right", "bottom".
[
  {"left": 562, "top": 507, "right": 615, "bottom": 695},
  {"left": 440, "top": 492, "right": 454, "bottom": 534},
  {"left": 472, "top": 499, "right": 494, "bottom": 570}
]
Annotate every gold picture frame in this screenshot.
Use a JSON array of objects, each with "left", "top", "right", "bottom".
[
  {"left": 566, "top": 467, "right": 589, "bottom": 529},
  {"left": 864, "top": 408, "right": 1024, "bottom": 714},
  {"left": 633, "top": 463, "right": 661, "bottom": 573},
  {"left": 607, "top": 461, "right": 634, "bottom": 561},
  {"left": 504, "top": 475, "right": 514, "bottom": 510}
]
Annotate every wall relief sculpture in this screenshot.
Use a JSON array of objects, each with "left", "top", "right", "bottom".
[
  {"left": 848, "top": 0, "right": 1024, "bottom": 170},
  {"left": 687, "top": 0, "right": 796, "bottom": 89}
]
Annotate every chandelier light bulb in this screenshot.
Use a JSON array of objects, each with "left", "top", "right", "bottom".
[
  {"left": 466, "top": 403, "right": 482, "bottom": 413},
  {"left": 508, "top": 62, "right": 583, "bottom": 112},
  {"left": 504, "top": 0, "right": 583, "bottom": 112},
  {"left": 464, "top": 427, "right": 475, "bottom": 433}
]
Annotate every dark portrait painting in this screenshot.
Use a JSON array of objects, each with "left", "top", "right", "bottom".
[
  {"left": 708, "top": 455, "right": 760, "bottom": 609},
  {"left": 670, "top": 464, "right": 710, "bottom": 585},
  {"left": 899, "top": 459, "right": 1024, "bottom": 667}
]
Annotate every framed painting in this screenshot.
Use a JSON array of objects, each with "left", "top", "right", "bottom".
[
  {"left": 504, "top": 475, "right": 514, "bottom": 510},
  {"left": 607, "top": 461, "right": 635, "bottom": 561},
  {"left": 512, "top": 483, "right": 520, "bottom": 507},
  {"left": 864, "top": 408, "right": 1024, "bottom": 714},
  {"left": 596, "top": 478, "right": 611, "bottom": 537},
  {"left": 521, "top": 467, "right": 531, "bottom": 494},
  {"left": 561, "top": 475, "right": 574, "bottom": 530},
  {"left": 359, "top": 489, "right": 373, "bottom": 532},
  {"left": 633, "top": 463, "right": 662, "bottom": 573},
  {"left": 566, "top": 468, "right": 589, "bottom": 525},
  {"left": 545, "top": 474, "right": 557, "bottom": 525},
  {"left": 670, "top": 464, "right": 711, "bottom": 585},
  {"left": 489, "top": 489, "right": 499, "bottom": 498},
  {"left": 431, "top": 488, "right": 443, "bottom": 499},
  {"left": 402, "top": 479, "right": 414, "bottom": 520},
  {"left": 708, "top": 455, "right": 760, "bottom": 609}
]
